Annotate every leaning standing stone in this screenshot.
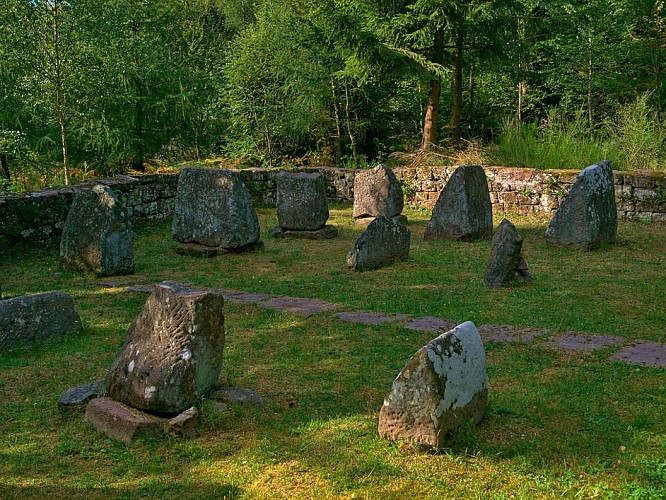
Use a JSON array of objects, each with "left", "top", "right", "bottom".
[
  {"left": 424, "top": 165, "right": 492, "bottom": 242},
  {"left": 347, "top": 216, "right": 410, "bottom": 271},
  {"left": 0, "top": 292, "right": 83, "bottom": 352},
  {"left": 60, "top": 184, "right": 135, "bottom": 276},
  {"left": 484, "top": 219, "right": 531, "bottom": 287},
  {"left": 353, "top": 164, "right": 404, "bottom": 219},
  {"left": 171, "top": 167, "right": 261, "bottom": 250},
  {"left": 276, "top": 172, "right": 329, "bottom": 231},
  {"left": 378, "top": 321, "right": 488, "bottom": 449},
  {"left": 106, "top": 281, "right": 225, "bottom": 414},
  {"left": 546, "top": 160, "right": 617, "bottom": 250}
]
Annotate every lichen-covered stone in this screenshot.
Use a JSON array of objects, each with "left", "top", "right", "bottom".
[
  {"left": 59, "top": 185, "right": 135, "bottom": 276},
  {"left": 378, "top": 321, "right": 488, "bottom": 449},
  {"left": 171, "top": 168, "right": 260, "bottom": 249},
  {"left": 106, "top": 281, "right": 225, "bottom": 414},
  {"left": 0, "top": 292, "right": 82, "bottom": 352},
  {"left": 276, "top": 172, "right": 329, "bottom": 230},
  {"left": 484, "top": 219, "right": 531, "bottom": 287},
  {"left": 424, "top": 165, "right": 493, "bottom": 242},
  {"left": 347, "top": 216, "right": 410, "bottom": 271},
  {"left": 546, "top": 160, "right": 617, "bottom": 250},
  {"left": 353, "top": 164, "right": 404, "bottom": 218}
]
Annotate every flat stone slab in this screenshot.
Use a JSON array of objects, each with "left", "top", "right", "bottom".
[
  {"left": 176, "top": 241, "right": 264, "bottom": 257},
  {"left": 544, "top": 333, "right": 623, "bottom": 351},
  {"left": 403, "top": 316, "right": 459, "bottom": 333},
  {"left": 211, "top": 387, "right": 263, "bottom": 407},
  {"left": 257, "top": 296, "right": 338, "bottom": 316},
  {"left": 337, "top": 311, "right": 411, "bottom": 325},
  {"left": 85, "top": 397, "right": 166, "bottom": 445},
  {"left": 477, "top": 324, "right": 548, "bottom": 343},
  {"left": 611, "top": 341, "right": 666, "bottom": 368},
  {"left": 270, "top": 225, "right": 338, "bottom": 240},
  {"left": 221, "top": 290, "right": 275, "bottom": 304},
  {"left": 57, "top": 381, "right": 106, "bottom": 414}
]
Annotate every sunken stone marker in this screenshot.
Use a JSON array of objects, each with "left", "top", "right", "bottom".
[
  {"left": 424, "top": 165, "right": 492, "bottom": 242},
  {"left": 60, "top": 184, "right": 135, "bottom": 276},
  {"left": 106, "top": 281, "right": 225, "bottom": 414},
  {"left": 546, "top": 160, "right": 617, "bottom": 250},
  {"left": 346, "top": 216, "right": 410, "bottom": 271},
  {"left": 0, "top": 292, "right": 82, "bottom": 352},
  {"left": 378, "top": 321, "right": 488, "bottom": 449},
  {"left": 171, "top": 167, "right": 261, "bottom": 251},
  {"left": 353, "top": 164, "right": 405, "bottom": 220},
  {"left": 484, "top": 219, "right": 531, "bottom": 287}
]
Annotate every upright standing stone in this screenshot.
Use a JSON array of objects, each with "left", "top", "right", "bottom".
[
  {"left": 60, "top": 185, "right": 135, "bottom": 276},
  {"left": 276, "top": 172, "right": 329, "bottom": 230},
  {"left": 106, "top": 281, "right": 225, "bottom": 414},
  {"left": 346, "top": 216, "right": 410, "bottom": 271},
  {"left": 378, "top": 321, "right": 488, "bottom": 449},
  {"left": 484, "top": 219, "right": 531, "bottom": 287},
  {"left": 424, "top": 165, "right": 492, "bottom": 242},
  {"left": 546, "top": 160, "right": 617, "bottom": 250},
  {"left": 171, "top": 168, "right": 261, "bottom": 250},
  {"left": 0, "top": 292, "right": 82, "bottom": 352},
  {"left": 353, "top": 164, "right": 404, "bottom": 219}
]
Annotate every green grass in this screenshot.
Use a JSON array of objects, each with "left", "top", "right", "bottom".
[{"left": 1, "top": 204, "right": 665, "bottom": 498}]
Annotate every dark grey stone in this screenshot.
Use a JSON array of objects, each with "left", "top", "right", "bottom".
[
  {"left": 404, "top": 316, "right": 459, "bottom": 333},
  {"left": 106, "top": 281, "right": 225, "bottom": 414},
  {"left": 424, "top": 165, "right": 493, "bottom": 242},
  {"left": 59, "top": 185, "right": 135, "bottom": 276},
  {"left": 544, "top": 333, "right": 623, "bottom": 351},
  {"left": 611, "top": 341, "right": 666, "bottom": 367},
  {"left": 484, "top": 219, "right": 531, "bottom": 287},
  {"left": 57, "top": 381, "right": 106, "bottom": 414},
  {"left": 546, "top": 160, "right": 617, "bottom": 250},
  {"left": 346, "top": 216, "right": 411, "bottom": 271},
  {"left": 171, "top": 168, "right": 260, "bottom": 250},
  {"left": 270, "top": 225, "right": 338, "bottom": 240},
  {"left": 276, "top": 172, "right": 329, "bottom": 230},
  {"left": 353, "top": 164, "right": 404, "bottom": 219},
  {"left": 0, "top": 292, "right": 82, "bottom": 352},
  {"left": 378, "top": 322, "right": 488, "bottom": 449}
]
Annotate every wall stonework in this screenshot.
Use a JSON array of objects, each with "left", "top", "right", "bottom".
[{"left": 1, "top": 166, "right": 664, "bottom": 249}]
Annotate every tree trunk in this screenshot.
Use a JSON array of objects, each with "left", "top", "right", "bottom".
[
  {"left": 52, "top": 1, "right": 70, "bottom": 185},
  {"left": 344, "top": 79, "right": 357, "bottom": 161},
  {"left": 132, "top": 19, "right": 145, "bottom": 172},
  {"left": 330, "top": 78, "right": 342, "bottom": 164},
  {"left": 0, "top": 154, "right": 10, "bottom": 181},
  {"left": 450, "top": 27, "right": 464, "bottom": 144},
  {"left": 420, "top": 28, "right": 445, "bottom": 151},
  {"left": 587, "top": 32, "right": 593, "bottom": 128}
]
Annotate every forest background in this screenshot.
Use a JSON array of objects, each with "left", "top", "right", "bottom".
[{"left": 0, "top": 0, "right": 664, "bottom": 192}]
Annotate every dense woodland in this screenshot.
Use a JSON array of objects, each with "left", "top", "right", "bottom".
[{"left": 0, "top": 0, "right": 664, "bottom": 191}]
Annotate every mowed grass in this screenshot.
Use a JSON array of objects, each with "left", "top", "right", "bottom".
[{"left": 1, "top": 204, "right": 664, "bottom": 499}]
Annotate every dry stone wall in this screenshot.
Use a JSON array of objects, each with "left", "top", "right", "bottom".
[{"left": 1, "top": 166, "right": 664, "bottom": 249}]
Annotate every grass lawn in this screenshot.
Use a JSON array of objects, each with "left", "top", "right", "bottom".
[{"left": 1, "top": 204, "right": 664, "bottom": 499}]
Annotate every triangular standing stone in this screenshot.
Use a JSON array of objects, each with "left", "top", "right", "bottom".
[{"left": 484, "top": 219, "right": 531, "bottom": 287}]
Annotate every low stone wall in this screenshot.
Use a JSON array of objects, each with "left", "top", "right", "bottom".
[{"left": 1, "top": 165, "right": 664, "bottom": 249}]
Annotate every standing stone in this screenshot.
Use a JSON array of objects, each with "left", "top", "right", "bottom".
[
  {"left": 276, "top": 172, "right": 329, "bottom": 230},
  {"left": 378, "top": 321, "right": 488, "bottom": 449},
  {"left": 60, "top": 184, "right": 135, "bottom": 276},
  {"left": 353, "top": 164, "right": 404, "bottom": 219},
  {"left": 546, "top": 160, "right": 617, "bottom": 250},
  {"left": 106, "top": 281, "right": 225, "bottom": 414},
  {"left": 484, "top": 219, "right": 531, "bottom": 287},
  {"left": 424, "top": 165, "right": 492, "bottom": 242},
  {"left": 0, "top": 292, "right": 82, "bottom": 352},
  {"left": 171, "top": 168, "right": 261, "bottom": 250},
  {"left": 347, "top": 216, "right": 410, "bottom": 271}
]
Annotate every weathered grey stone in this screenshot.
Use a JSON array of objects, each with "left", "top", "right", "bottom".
[
  {"left": 347, "top": 216, "right": 411, "bottom": 271},
  {"left": 85, "top": 397, "right": 166, "bottom": 445},
  {"left": 59, "top": 185, "right": 135, "bottom": 276},
  {"left": 424, "top": 165, "right": 493, "bottom": 241},
  {"left": 270, "top": 225, "right": 338, "bottom": 240},
  {"left": 211, "top": 387, "right": 263, "bottom": 407},
  {"left": 171, "top": 168, "right": 260, "bottom": 249},
  {"left": 546, "top": 160, "right": 617, "bottom": 250},
  {"left": 378, "top": 321, "right": 488, "bottom": 449},
  {"left": 353, "top": 164, "right": 404, "bottom": 219},
  {"left": 0, "top": 292, "right": 82, "bottom": 352},
  {"left": 484, "top": 219, "right": 531, "bottom": 287},
  {"left": 106, "top": 281, "right": 225, "bottom": 414},
  {"left": 57, "top": 381, "right": 106, "bottom": 414},
  {"left": 276, "top": 172, "right": 329, "bottom": 230},
  {"left": 163, "top": 406, "right": 200, "bottom": 438}
]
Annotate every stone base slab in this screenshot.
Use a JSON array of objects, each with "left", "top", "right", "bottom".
[{"left": 85, "top": 397, "right": 166, "bottom": 445}]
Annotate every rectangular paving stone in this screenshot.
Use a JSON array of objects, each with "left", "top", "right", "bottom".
[
  {"left": 611, "top": 341, "right": 666, "bottom": 368},
  {"left": 257, "top": 297, "right": 338, "bottom": 316},
  {"left": 543, "top": 333, "right": 623, "bottom": 351},
  {"left": 337, "top": 311, "right": 411, "bottom": 325}
]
